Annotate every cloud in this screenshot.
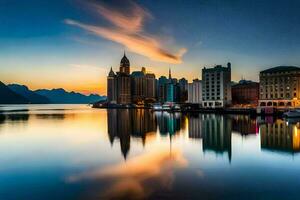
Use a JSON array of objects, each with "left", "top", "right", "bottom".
[{"left": 65, "top": 1, "right": 186, "bottom": 64}]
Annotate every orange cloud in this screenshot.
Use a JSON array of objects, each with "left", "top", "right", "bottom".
[{"left": 65, "top": 1, "right": 186, "bottom": 64}]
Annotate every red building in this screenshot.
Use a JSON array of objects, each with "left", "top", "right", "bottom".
[{"left": 232, "top": 80, "right": 259, "bottom": 106}]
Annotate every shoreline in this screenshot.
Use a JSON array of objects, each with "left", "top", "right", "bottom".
[{"left": 92, "top": 104, "right": 290, "bottom": 116}]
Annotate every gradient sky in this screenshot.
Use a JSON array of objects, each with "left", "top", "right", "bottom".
[{"left": 1, "top": 0, "right": 300, "bottom": 95}]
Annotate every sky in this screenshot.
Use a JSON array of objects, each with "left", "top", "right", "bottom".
[{"left": 1, "top": 0, "right": 300, "bottom": 95}]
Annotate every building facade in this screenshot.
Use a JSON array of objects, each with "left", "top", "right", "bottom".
[
  {"left": 202, "top": 63, "right": 232, "bottom": 108},
  {"left": 232, "top": 80, "right": 259, "bottom": 106},
  {"left": 178, "top": 78, "right": 188, "bottom": 102},
  {"left": 187, "top": 79, "right": 202, "bottom": 104},
  {"left": 259, "top": 66, "right": 300, "bottom": 107},
  {"left": 157, "top": 76, "right": 168, "bottom": 103},
  {"left": 145, "top": 73, "right": 156, "bottom": 101},
  {"left": 107, "top": 53, "right": 132, "bottom": 104},
  {"left": 107, "top": 67, "right": 117, "bottom": 103}
]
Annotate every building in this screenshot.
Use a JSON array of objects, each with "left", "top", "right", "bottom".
[
  {"left": 131, "top": 67, "right": 156, "bottom": 104},
  {"left": 259, "top": 66, "right": 300, "bottom": 107},
  {"left": 187, "top": 79, "right": 202, "bottom": 105},
  {"left": 107, "top": 67, "right": 117, "bottom": 103},
  {"left": 157, "top": 76, "right": 168, "bottom": 103},
  {"left": 202, "top": 63, "right": 232, "bottom": 108},
  {"left": 178, "top": 78, "right": 188, "bottom": 102},
  {"left": 131, "top": 69, "right": 146, "bottom": 104},
  {"left": 107, "top": 53, "right": 132, "bottom": 104},
  {"left": 232, "top": 80, "right": 259, "bottom": 106},
  {"left": 145, "top": 73, "right": 156, "bottom": 101}
]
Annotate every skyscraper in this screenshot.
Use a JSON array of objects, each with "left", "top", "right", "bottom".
[
  {"left": 107, "top": 53, "right": 132, "bottom": 105},
  {"left": 107, "top": 67, "right": 117, "bottom": 103}
]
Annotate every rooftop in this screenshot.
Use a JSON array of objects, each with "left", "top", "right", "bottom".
[{"left": 260, "top": 66, "right": 300, "bottom": 74}]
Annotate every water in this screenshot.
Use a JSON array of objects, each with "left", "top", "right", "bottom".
[{"left": 0, "top": 104, "right": 300, "bottom": 200}]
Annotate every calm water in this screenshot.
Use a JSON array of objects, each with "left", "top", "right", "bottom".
[{"left": 1, "top": 104, "right": 300, "bottom": 200}]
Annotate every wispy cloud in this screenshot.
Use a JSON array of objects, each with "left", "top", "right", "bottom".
[{"left": 65, "top": 1, "right": 186, "bottom": 64}]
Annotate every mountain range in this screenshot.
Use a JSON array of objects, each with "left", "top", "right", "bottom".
[
  {"left": 0, "top": 82, "right": 29, "bottom": 104},
  {"left": 0, "top": 82, "right": 106, "bottom": 104}
]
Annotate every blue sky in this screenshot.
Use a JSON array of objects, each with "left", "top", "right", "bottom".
[{"left": 1, "top": 0, "right": 300, "bottom": 94}]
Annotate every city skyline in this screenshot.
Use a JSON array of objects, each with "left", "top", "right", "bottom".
[{"left": 1, "top": 0, "right": 300, "bottom": 95}]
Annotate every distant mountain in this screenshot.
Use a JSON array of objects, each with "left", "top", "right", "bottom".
[
  {"left": 8, "top": 84, "right": 50, "bottom": 104},
  {"left": 0, "top": 81, "right": 29, "bottom": 104},
  {"left": 35, "top": 88, "right": 106, "bottom": 104}
]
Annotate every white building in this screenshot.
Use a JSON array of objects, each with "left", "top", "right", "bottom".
[
  {"left": 202, "top": 63, "right": 232, "bottom": 108},
  {"left": 187, "top": 79, "right": 202, "bottom": 104}
]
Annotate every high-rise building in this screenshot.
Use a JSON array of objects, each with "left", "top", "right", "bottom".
[
  {"left": 259, "top": 66, "right": 300, "bottom": 107},
  {"left": 157, "top": 76, "right": 168, "bottom": 103},
  {"left": 202, "top": 63, "right": 232, "bottom": 108},
  {"left": 145, "top": 73, "right": 156, "bottom": 100},
  {"left": 107, "top": 67, "right": 117, "bottom": 103},
  {"left": 232, "top": 80, "right": 259, "bottom": 106},
  {"left": 187, "top": 79, "right": 202, "bottom": 104},
  {"left": 178, "top": 78, "right": 188, "bottom": 102},
  {"left": 116, "top": 73, "right": 131, "bottom": 104},
  {"left": 166, "top": 83, "right": 175, "bottom": 102},
  {"left": 131, "top": 69, "right": 146, "bottom": 104},
  {"left": 131, "top": 67, "right": 156, "bottom": 104},
  {"left": 107, "top": 53, "right": 132, "bottom": 104}
]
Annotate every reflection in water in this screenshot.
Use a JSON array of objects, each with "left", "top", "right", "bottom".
[
  {"left": 5, "top": 113, "right": 30, "bottom": 122},
  {"left": 188, "top": 114, "right": 203, "bottom": 139},
  {"left": 155, "top": 112, "right": 185, "bottom": 136},
  {"left": 3, "top": 105, "right": 300, "bottom": 199},
  {"left": 202, "top": 115, "right": 232, "bottom": 161},
  {"left": 107, "top": 109, "right": 156, "bottom": 159},
  {"left": 231, "top": 115, "right": 258, "bottom": 135},
  {"left": 68, "top": 148, "right": 188, "bottom": 200},
  {"left": 260, "top": 118, "right": 300, "bottom": 153},
  {"left": 108, "top": 111, "right": 234, "bottom": 161},
  {"left": 35, "top": 113, "right": 66, "bottom": 120}
]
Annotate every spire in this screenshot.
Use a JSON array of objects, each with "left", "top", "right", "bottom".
[
  {"left": 124, "top": 50, "right": 126, "bottom": 57},
  {"left": 169, "top": 67, "right": 172, "bottom": 79},
  {"left": 108, "top": 66, "right": 115, "bottom": 76}
]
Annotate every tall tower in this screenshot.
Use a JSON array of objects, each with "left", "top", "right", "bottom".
[
  {"left": 120, "top": 52, "right": 130, "bottom": 75},
  {"left": 169, "top": 68, "right": 172, "bottom": 79},
  {"left": 107, "top": 67, "right": 117, "bottom": 103}
]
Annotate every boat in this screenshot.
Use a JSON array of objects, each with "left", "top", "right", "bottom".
[{"left": 283, "top": 109, "right": 300, "bottom": 118}]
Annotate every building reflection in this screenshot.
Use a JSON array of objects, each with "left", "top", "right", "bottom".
[
  {"left": 202, "top": 114, "right": 232, "bottom": 161},
  {"left": 231, "top": 115, "right": 258, "bottom": 136},
  {"left": 186, "top": 114, "right": 232, "bottom": 161},
  {"left": 155, "top": 112, "right": 185, "bottom": 136},
  {"left": 188, "top": 114, "right": 203, "bottom": 139},
  {"left": 260, "top": 118, "right": 300, "bottom": 153},
  {"left": 107, "top": 109, "right": 156, "bottom": 159}
]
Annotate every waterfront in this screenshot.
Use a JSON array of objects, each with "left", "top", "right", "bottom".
[{"left": 1, "top": 105, "right": 300, "bottom": 199}]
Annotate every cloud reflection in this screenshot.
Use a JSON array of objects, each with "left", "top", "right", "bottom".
[{"left": 67, "top": 148, "right": 188, "bottom": 199}]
